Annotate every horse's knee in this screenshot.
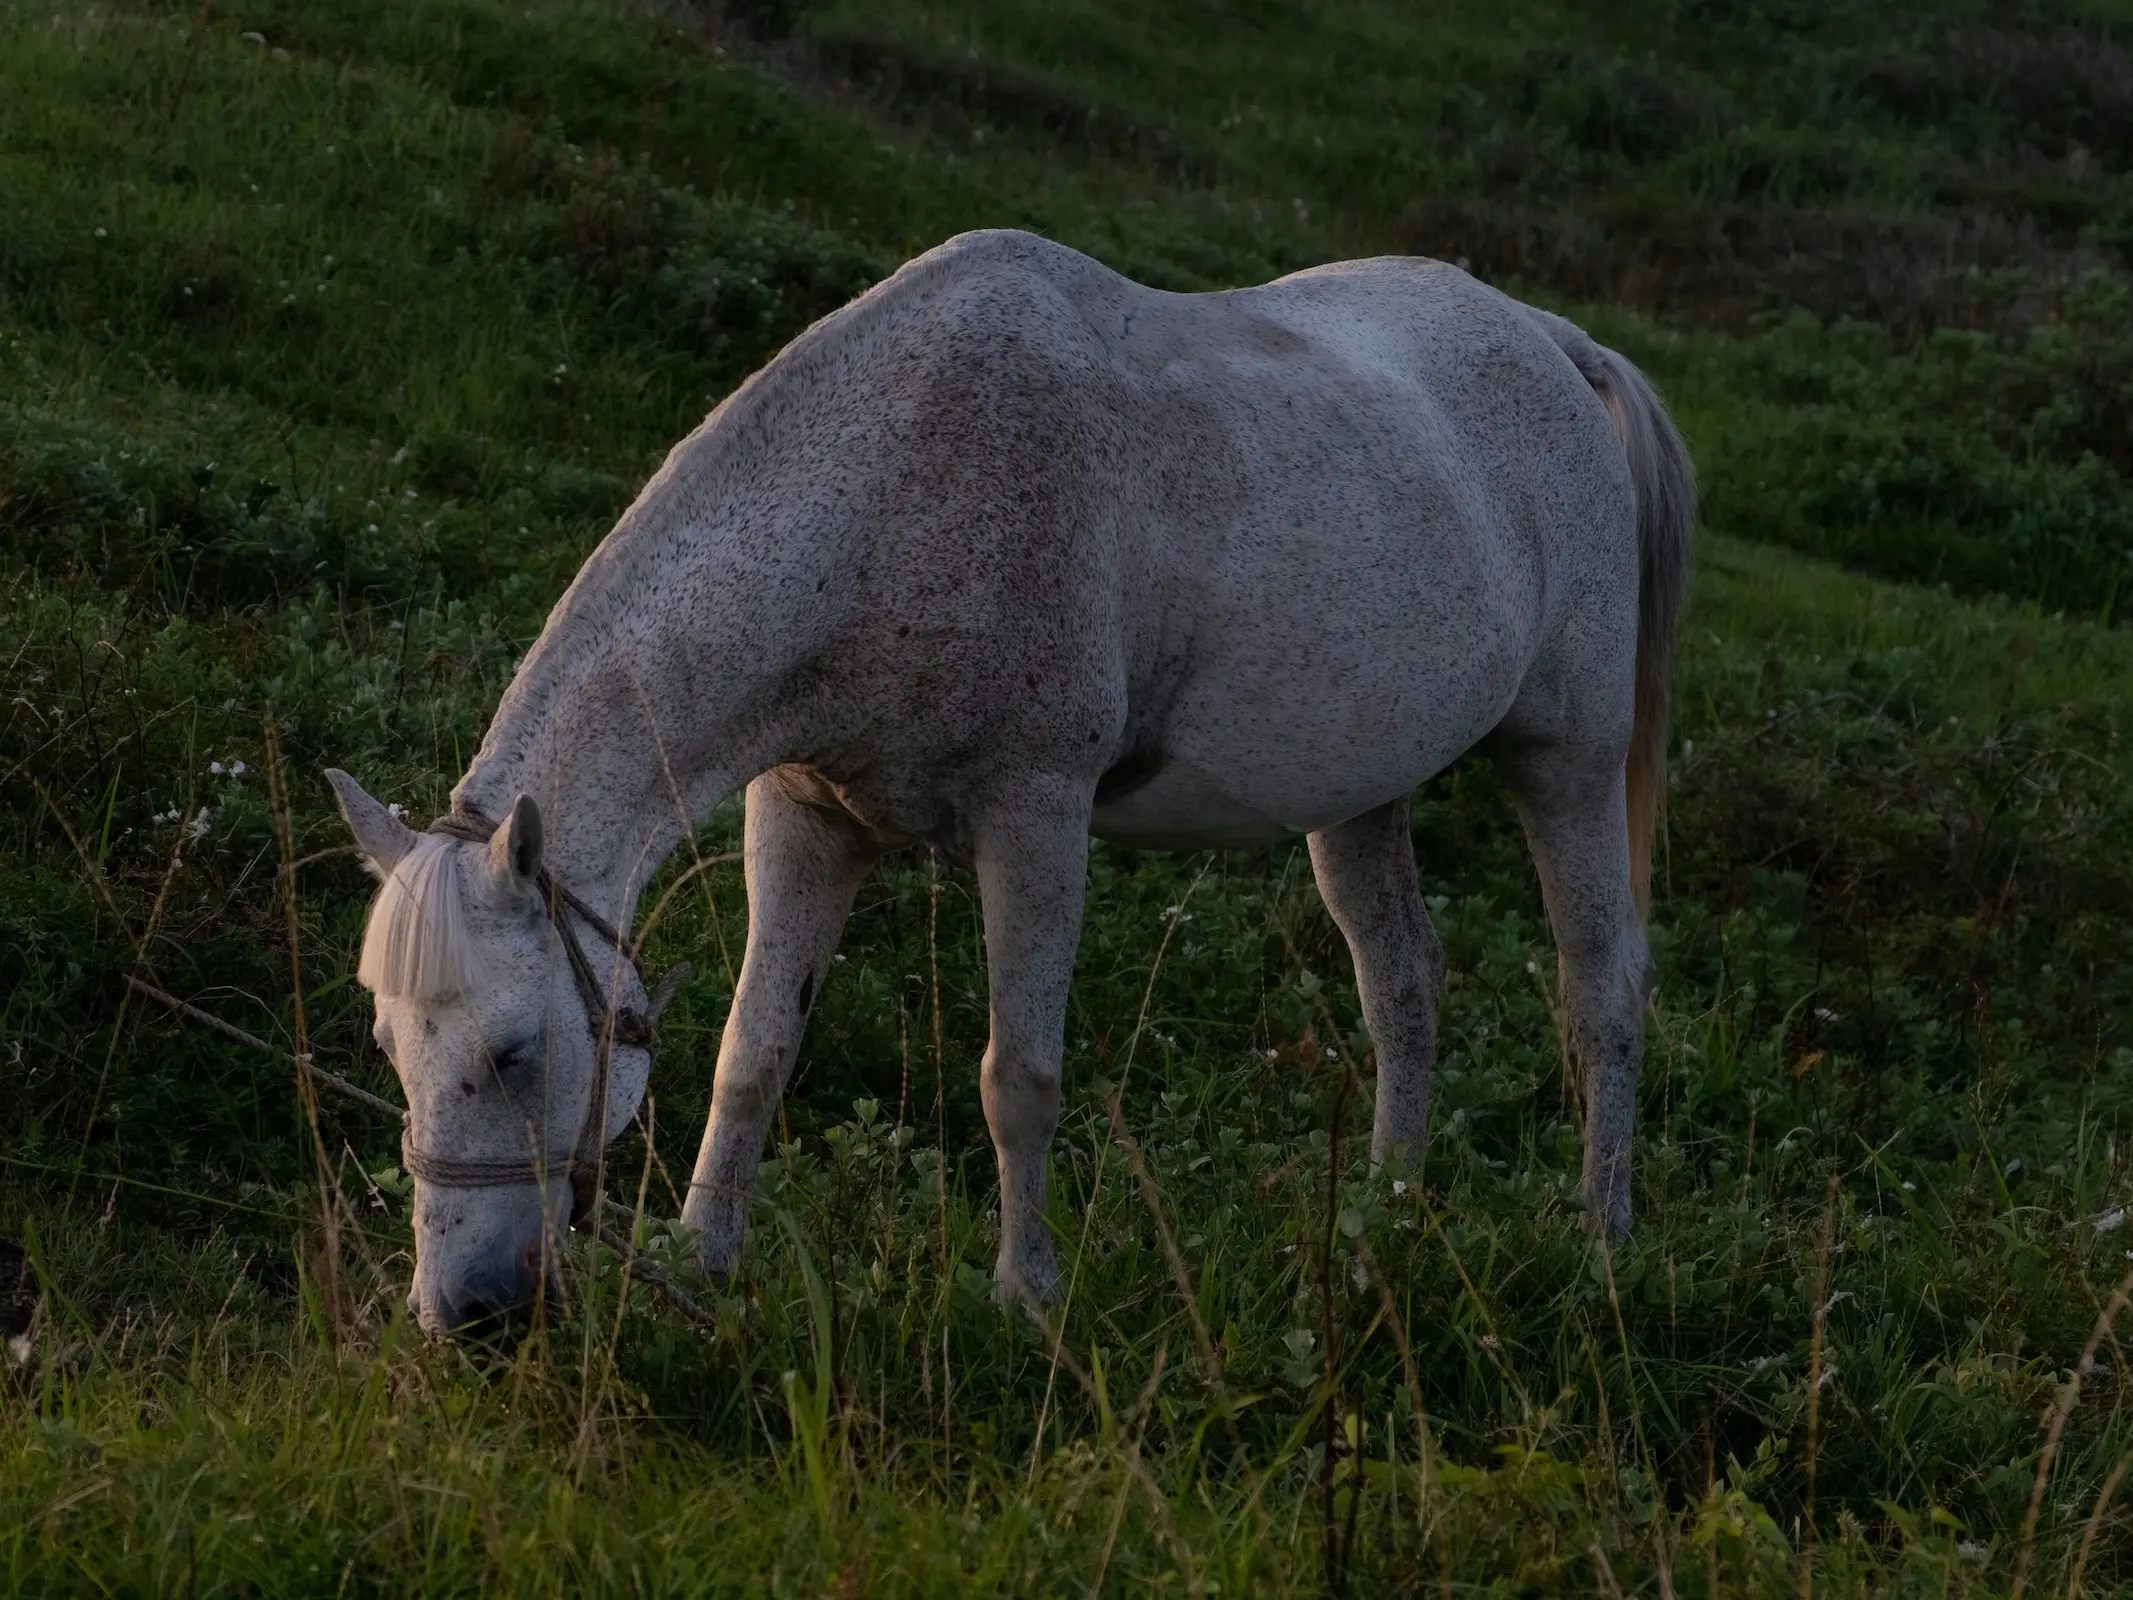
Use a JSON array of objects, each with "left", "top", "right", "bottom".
[{"left": 981, "top": 1043, "right": 1061, "bottom": 1139}]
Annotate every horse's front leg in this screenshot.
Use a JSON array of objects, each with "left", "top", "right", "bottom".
[
  {"left": 683, "top": 774, "right": 877, "bottom": 1277},
  {"left": 972, "top": 778, "right": 1094, "bottom": 1303}
]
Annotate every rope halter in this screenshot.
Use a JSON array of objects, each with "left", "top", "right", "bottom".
[{"left": 399, "top": 804, "right": 689, "bottom": 1215}]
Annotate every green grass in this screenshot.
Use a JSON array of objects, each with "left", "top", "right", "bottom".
[{"left": 4, "top": 0, "right": 2133, "bottom": 1593}]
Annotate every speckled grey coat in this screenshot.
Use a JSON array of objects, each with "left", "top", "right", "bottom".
[{"left": 327, "top": 229, "right": 1693, "bottom": 1333}]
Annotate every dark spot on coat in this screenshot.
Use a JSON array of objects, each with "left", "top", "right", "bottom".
[
  {"left": 798, "top": 972, "right": 814, "bottom": 1015},
  {"left": 461, "top": 1080, "right": 477, "bottom": 1097}
]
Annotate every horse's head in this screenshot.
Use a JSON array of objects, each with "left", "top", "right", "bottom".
[{"left": 325, "top": 769, "right": 650, "bottom": 1337}]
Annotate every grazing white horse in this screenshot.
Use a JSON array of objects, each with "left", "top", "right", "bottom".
[{"left": 327, "top": 228, "right": 1692, "bottom": 1334}]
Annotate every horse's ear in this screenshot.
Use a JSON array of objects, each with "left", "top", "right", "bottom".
[
  {"left": 325, "top": 768, "right": 413, "bottom": 875},
  {"left": 488, "top": 793, "right": 544, "bottom": 884}
]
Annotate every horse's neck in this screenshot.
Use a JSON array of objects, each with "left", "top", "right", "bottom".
[
  {"left": 451, "top": 605, "right": 750, "bottom": 926},
  {"left": 448, "top": 337, "right": 863, "bottom": 911}
]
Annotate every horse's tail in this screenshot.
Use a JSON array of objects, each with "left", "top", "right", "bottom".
[{"left": 1528, "top": 309, "right": 1697, "bottom": 919}]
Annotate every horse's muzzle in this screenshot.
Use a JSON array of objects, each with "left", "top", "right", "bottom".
[{"left": 416, "top": 1247, "right": 560, "bottom": 1341}]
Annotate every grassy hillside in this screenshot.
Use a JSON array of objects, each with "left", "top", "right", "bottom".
[
  {"left": 794, "top": 0, "right": 2133, "bottom": 617},
  {"left": 4, "top": 1, "right": 2132, "bottom": 1593}
]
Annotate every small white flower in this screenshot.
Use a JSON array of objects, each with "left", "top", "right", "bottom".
[
  {"left": 386, "top": 802, "right": 406, "bottom": 819},
  {"left": 1814, "top": 1007, "right": 1840, "bottom": 1023},
  {"left": 185, "top": 808, "right": 211, "bottom": 842},
  {"left": 1902, "top": 1181, "right": 1916, "bottom": 1192},
  {"left": 229, "top": 760, "right": 245, "bottom": 776},
  {"left": 93, "top": 226, "right": 107, "bottom": 239},
  {"left": 208, "top": 760, "right": 225, "bottom": 775},
  {"left": 1525, "top": 960, "right": 1539, "bottom": 974},
  {"left": 2093, "top": 1208, "right": 2126, "bottom": 1234},
  {"left": 1391, "top": 1178, "right": 1407, "bottom": 1196},
  {"left": 1956, "top": 1540, "right": 1986, "bottom": 1564}
]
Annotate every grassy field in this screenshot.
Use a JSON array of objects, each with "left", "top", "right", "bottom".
[{"left": 5, "top": 0, "right": 2133, "bottom": 1592}]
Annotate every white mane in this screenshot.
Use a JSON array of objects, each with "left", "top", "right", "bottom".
[{"left": 357, "top": 835, "right": 482, "bottom": 1001}]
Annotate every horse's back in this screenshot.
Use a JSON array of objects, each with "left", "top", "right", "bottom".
[{"left": 687, "top": 232, "right": 1644, "bottom": 847}]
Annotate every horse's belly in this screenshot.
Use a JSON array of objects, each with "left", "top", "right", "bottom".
[
  {"left": 1092, "top": 446, "right": 1545, "bottom": 847},
  {"left": 1086, "top": 684, "right": 1498, "bottom": 848},
  {"left": 1087, "top": 763, "right": 1306, "bottom": 848}
]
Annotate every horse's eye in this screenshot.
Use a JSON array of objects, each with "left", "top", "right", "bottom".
[{"left": 487, "top": 1035, "right": 542, "bottom": 1077}]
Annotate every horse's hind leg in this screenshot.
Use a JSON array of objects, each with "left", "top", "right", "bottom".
[
  {"left": 1308, "top": 798, "right": 1444, "bottom": 1173},
  {"left": 683, "top": 773, "right": 877, "bottom": 1277},
  {"left": 1492, "top": 737, "right": 1652, "bottom": 1241},
  {"left": 971, "top": 777, "right": 1094, "bottom": 1303}
]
